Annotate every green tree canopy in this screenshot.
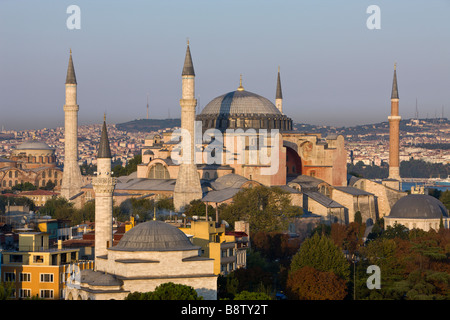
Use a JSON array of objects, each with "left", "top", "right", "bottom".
[
  {"left": 112, "top": 154, "right": 142, "bottom": 177},
  {"left": 219, "top": 185, "right": 302, "bottom": 233},
  {"left": 290, "top": 233, "right": 350, "bottom": 281},
  {"left": 125, "top": 282, "right": 203, "bottom": 300},
  {"left": 233, "top": 291, "right": 273, "bottom": 300}
]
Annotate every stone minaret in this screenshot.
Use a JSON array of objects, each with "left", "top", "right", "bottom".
[
  {"left": 275, "top": 66, "right": 283, "bottom": 113},
  {"left": 92, "top": 116, "right": 116, "bottom": 261},
  {"left": 388, "top": 63, "right": 401, "bottom": 181},
  {"left": 61, "top": 50, "right": 83, "bottom": 200},
  {"left": 173, "top": 41, "right": 202, "bottom": 212}
]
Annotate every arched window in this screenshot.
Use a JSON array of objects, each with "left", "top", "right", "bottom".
[{"left": 148, "top": 163, "right": 170, "bottom": 179}]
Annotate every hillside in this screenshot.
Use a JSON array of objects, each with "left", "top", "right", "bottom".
[{"left": 115, "top": 118, "right": 181, "bottom": 133}]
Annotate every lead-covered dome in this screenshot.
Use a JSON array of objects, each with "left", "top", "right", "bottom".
[
  {"left": 110, "top": 220, "right": 198, "bottom": 251},
  {"left": 196, "top": 88, "right": 292, "bottom": 132},
  {"left": 15, "top": 141, "right": 53, "bottom": 151},
  {"left": 388, "top": 194, "right": 449, "bottom": 219},
  {"left": 201, "top": 90, "right": 281, "bottom": 116}
]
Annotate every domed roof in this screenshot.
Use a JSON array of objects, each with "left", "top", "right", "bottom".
[
  {"left": 16, "top": 141, "right": 53, "bottom": 151},
  {"left": 388, "top": 194, "right": 449, "bottom": 219},
  {"left": 213, "top": 173, "right": 249, "bottom": 190},
  {"left": 110, "top": 220, "right": 198, "bottom": 251},
  {"left": 200, "top": 90, "right": 282, "bottom": 117}
]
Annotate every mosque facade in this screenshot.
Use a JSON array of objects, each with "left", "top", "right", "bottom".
[{"left": 0, "top": 140, "right": 63, "bottom": 191}]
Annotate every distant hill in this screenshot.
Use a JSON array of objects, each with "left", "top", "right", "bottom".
[
  {"left": 116, "top": 119, "right": 181, "bottom": 133},
  {"left": 115, "top": 117, "right": 449, "bottom": 136}
]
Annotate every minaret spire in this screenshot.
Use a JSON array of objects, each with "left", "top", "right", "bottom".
[
  {"left": 61, "top": 50, "right": 83, "bottom": 202},
  {"left": 388, "top": 63, "right": 401, "bottom": 186},
  {"left": 391, "top": 62, "right": 399, "bottom": 99},
  {"left": 182, "top": 39, "right": 195, "bottom": 76},
  {"left": 98, "top": 115, "right": 112, "bottom": 159},
  {"left": 66, "top": 49, "right": 77, "bottom": 85},
  {"left": 92, "top": 115, "right": 116, "bottom": 262},
  {"left": 275, "top": 66, "right": 283, "bottom": 113},
  {"left": 174, "top": 41, "right": 202, "bottom": 212}
]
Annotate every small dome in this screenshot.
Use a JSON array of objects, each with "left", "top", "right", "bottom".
[
  {"left": 16, "top": 141, "right": 53, "bottom": 151},
  {"left": 110, "top": 220, "right": 197, "bottom": 251},
  {"left": 388, "top": 194, "right": 449, "bottom": 219},
  {"left": 213, "top": 173, "right": 249, "bottom": 190},
  {"left": 144, "top": 149, "right": 154, "bottom": 155}
]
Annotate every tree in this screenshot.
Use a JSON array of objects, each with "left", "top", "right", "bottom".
[
  {"left": 183, "top": 199, "right": 215, "bottom": 218},
  {"left": 112, "top": 154, "right": 142, "bottom": 177},
  {"left": 382, "top": 223, "right": 409, "bottom": 240},
  {"left": 290, "top": 233, "right": 350, "bottom": 281},
  {"left": 440, "top": 190, "right": 450, "bottom": 211},
  {"left": 40, "top": 180, "right": 55, "bottom": 191},
  {"left": 354, "top": 211, "right": 362, "bottom": 225},
  {"left": 0, "top": 281, "right": 14, "bottom": 300},
  {"left": 286, "top": 266, "right": 347, "bottom": 300},
  {"left": 12, "top": 182, "right": 37, "bottom": 192},
  {"left": 125, "top": 282, "right": 203, "bottom": 300},
  {"left": 78, "top": 200, "right": 95, "bottom": 222},
  {"left": 220, "top": 185, "right": 302, "bottom": 233},
  {"left": 233, "top": 291, "right": 273, "bottom": 300}
]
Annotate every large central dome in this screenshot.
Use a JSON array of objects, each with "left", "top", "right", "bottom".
[
  {"left": 197, "top": 87, "right": 292, "bottom": 132},
  {"left": 200, "top": 90, "right": 282, "bottom": 116}
]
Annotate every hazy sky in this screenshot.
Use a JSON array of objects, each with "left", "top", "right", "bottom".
[{"left": 1, "top": 0, "right": 449, "bottom": 130}]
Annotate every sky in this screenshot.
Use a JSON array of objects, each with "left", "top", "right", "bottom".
[{"left": 0, "top": 0, "right": 449, "bottom": 131}]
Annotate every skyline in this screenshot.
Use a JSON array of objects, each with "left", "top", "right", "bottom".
[{"left": 1, "top": 1, "right": 449, "bottom": 131}]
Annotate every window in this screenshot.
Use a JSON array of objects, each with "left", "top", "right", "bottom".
[
  {"left": 40, "top": 290, "right": 54, "bottom": 299},
  {"left": 148, "top": 163, "right": 170, "bottom": 179},
  {"left": 11, "top": 255, "right": 23, "bottom": 263},
  {"left": 20, "top": 273, "right": 31, "bottom": 282},
  {"left": 34, "top": 255, "right": 44, "bottom": 263},
  {"left": 40, "top": 273, "right": 54, "bottom": 283},
  {"left": 19, "top": 289, "right": 31, "bottom": 298},
  {"left": 4, "top": 272, "right": 15, "bottom": 282}
]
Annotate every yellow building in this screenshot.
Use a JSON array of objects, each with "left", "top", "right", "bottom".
[
  {"left": 1, "top": 232, "right": 93, "bottom": 300},
  {"left": 179, "top": 220, "right": 248, "bottom": 275}
]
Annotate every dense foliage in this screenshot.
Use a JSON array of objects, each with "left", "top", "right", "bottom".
[
  {"left": 218, "top": 185, "right": 303, "bottom": 233},
  {"left": 125, "top": 282, "right": 202, "bottom": 300}
]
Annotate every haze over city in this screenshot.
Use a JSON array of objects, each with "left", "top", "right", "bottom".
[{"left": 1, "top": 0, "right": 449, "bottom": 131}]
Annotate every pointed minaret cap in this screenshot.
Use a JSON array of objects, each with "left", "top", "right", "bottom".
[
  {"left": 391, "top": 62, "right": 399, "bottom": 99},
  {"left": 276, "top": 66, "right": 283, "bottom": 99},
  {"left": 182, "top": 39, "right": 195, "bottom": 76},
  {"left": 98, "top": 114, "right": 112, "bottom": 159},
  {"left": 65, "top": 49, "right": 77, "bottom": 85}
]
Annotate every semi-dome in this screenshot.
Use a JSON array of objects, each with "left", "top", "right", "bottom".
[
  {"left": 15, "top": 141, "right": 53, "bottom": 151},
  {"left": 196, "top": 86, "right": 292, "bottom": 132},
  {"left": 110, "top": 220, "right": 198, "bottom": 251},
  {"left": 388, "top": 194, "right": 449, "bottom": 219}
]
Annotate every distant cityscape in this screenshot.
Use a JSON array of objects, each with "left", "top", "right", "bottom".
[{"left": 1, "top": 117, "right": 448, "bottom": 174}]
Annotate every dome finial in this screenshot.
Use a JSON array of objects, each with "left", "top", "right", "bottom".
[
  {"left": 394, "top": 62, "right": 397, "bottom": 70},
  {"left": 237, "top": 74, "right": 244, "bottom": 91}
]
